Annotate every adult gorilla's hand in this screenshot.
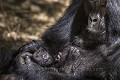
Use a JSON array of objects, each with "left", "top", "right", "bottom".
[{"left": 107, "top": 38, "right": 120, "bottom": 60}]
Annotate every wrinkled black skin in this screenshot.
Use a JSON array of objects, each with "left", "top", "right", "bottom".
[{"left": 32, "top": 47, "right": 53, "bottom": 67}]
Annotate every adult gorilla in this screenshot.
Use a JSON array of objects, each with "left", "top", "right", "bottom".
[{"left": 19, "top": 0, "right": 120, "bottom": 79}]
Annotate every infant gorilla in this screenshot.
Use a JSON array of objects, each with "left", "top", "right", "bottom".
[
  {"left": 31, "top": 44, "right": 67, "bottom": 67},
  {"left": 0, "top": 40, "right": 73, "bottom": 80},
  {"left": 17, "top": 40, "right": 65, "bottom": 67},
  {"left": 21, "top": 40, "right": 68, "bottom": 68}
]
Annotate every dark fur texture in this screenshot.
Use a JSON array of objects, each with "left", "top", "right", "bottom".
[{"left": 1, "top": 0, "right": 120, "bottom": 80}]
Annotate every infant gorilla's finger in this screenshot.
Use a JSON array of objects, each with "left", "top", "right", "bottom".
[
  {"left": 25, "top": 56, "right": 32, "bottom": 65},
  {"left": 70, "top": 46, "right": 80, "bottom": 56},
  {"left": 20, "top": 52, "right": 32, "bottom": 57},
  {"left": 70, "top": 47, "right": 79, "bottom": 53},
  {"left": 17, "top": 52, "right": 33, "bottom": 65},
  {"left": 19, "top": 56, "right": 25, "bottom": 65},
  {"left": 55, "top": 52, "right": 62, "bottom": 61}
]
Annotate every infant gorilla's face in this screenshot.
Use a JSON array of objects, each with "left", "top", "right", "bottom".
[{"left": 32, "top": 47, "right": 53, "bottom": 67}]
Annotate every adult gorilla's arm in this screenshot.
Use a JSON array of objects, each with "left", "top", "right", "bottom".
[
  {"left": 42, "top": 0, "right": 84, "bottom": 53},
  {"left": 15, "top": 0, "right": 85, "bottom": 55},
  {"left": 107, "top": 0, "right": 120, "bottom": 43},
  {"left": 18, "top": 40, "right": 45, "bottom": 53}
]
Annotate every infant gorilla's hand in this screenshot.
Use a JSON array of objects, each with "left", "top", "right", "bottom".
[
  {"left": 12, "top": 52, "right": 39, "bottom": 76},
  {"left": 18, "top": 52, "right": 33, "bottom": 66},
  {"left": 70, "top": 46, "right": 80, "bottom": 56},
  {"left": 15, "top": 52, "right": 34, "bottom": 68},
  {"left": 53, "top": 46, "right": 80, "bottom": 67}
]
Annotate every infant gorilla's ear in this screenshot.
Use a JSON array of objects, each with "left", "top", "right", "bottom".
[{"left": 32, "top": 47, "right": 53, "bottom": 67}]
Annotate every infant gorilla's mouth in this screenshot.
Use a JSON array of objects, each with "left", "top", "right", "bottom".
[{"left": 45, "top": 58, "right": 52, "bottom": 64}]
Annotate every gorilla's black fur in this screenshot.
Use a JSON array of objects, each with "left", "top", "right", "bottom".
[
  {"left": 1, "top": 0, "right": 120, "bottom": 80},
  {"left": 2, "top": 51, "right": 77, "bottom": 80}
]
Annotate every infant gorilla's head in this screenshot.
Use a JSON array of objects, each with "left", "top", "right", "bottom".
[
  {"left": 32, "top": 47, "right": 67, "bottom": 67},
  {"left": 32, "top": 47, "right": 53, "bottom": 67}
]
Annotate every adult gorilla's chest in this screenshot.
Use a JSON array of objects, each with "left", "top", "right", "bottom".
[{"left": 60, "top": 47, "right": 108, "bottom": 79}]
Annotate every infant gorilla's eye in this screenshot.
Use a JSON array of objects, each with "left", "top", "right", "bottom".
[
  {"left": 42, "top": 54, "right": 49, "bottom": 59},
  {"left": 93, "top": 19, "right": 97, "bottom": 22}
]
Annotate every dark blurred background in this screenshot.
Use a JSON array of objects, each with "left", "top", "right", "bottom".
[{"left": 0, "top": 0, "right": 70, "bottom": 54}]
